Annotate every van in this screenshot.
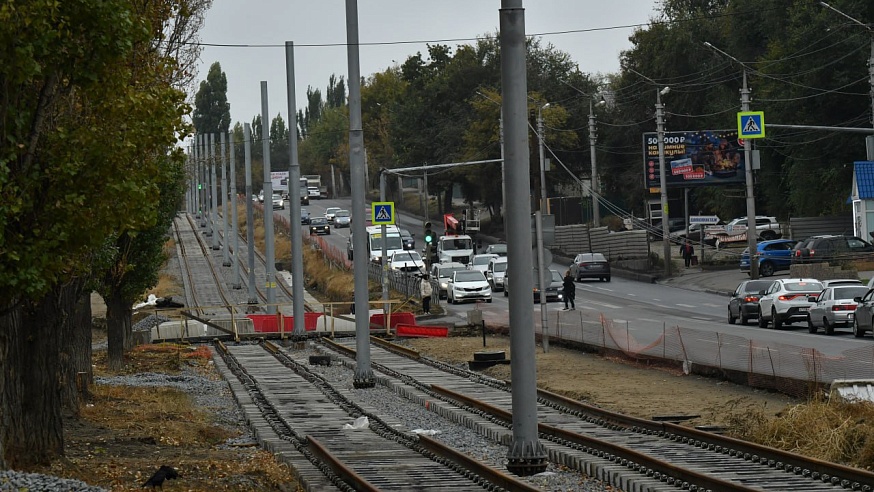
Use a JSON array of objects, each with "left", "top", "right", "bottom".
[{"left": 485, "top": 256, "right": 508, "bottom": 292}]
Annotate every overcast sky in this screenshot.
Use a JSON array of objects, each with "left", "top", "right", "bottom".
[{"left": 195, "top": 1, "right": 661, "bottom": 129}]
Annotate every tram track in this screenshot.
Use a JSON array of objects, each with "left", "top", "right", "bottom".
[
  {"left": 316, "top": 337, "right": 874, "bottom": 491},
  {"left": 212, "top": 339, "right": 537, "bottom": 491}
]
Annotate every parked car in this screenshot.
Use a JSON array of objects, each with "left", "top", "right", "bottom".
[
  {"left": 271, "top": 193, "right": 284, "bottom": 210},
  {"left": 300, "top": 208, "right": 311, "bottom": 225},
  {"left": 569, "top": 253, "right": 610, "bottom": 282},
  {"left": 739, "top": 239, "right": 797, "bottom": 277},
  {"left": 757, "top": 278, "right": 823, "bottom": 329},
  {"left": 727, "top": 279, "right": 772, "bottom": 325},
  {"left": 469, "top": 254, "right": 498, "bottom": 274},
  {"left": 725, "top": 216, "right": 783, "bottom": 241},
  {"left": 431, "top": 262, "right": 467, "bottom": 300},
  {"left": 485, "top": 256, "right": 508, "bottom": 292},
  {"left": 333, "top": 209, "right": 351, "bottom": 228},
  {"left": 324, "top": 207, "right": 341, "bottom": 223},
  {"left": 388, "top": 250, "right": 425, "bottom": 273},
  {"left": 792, "top": 235, "right": 874, "bottom": 264},
  {"left": 399, "top": 228, "right": 415, "bottom": 250},
  {"left": 807, "top": 285, "right": 869, "bottom": 335},
  {"left": 446, "top": 269, "right": 492, "bottom": 304},
  {"left": 308, "top": 216, "right": 330, "bottom": 235},
  {"left": 670, "top": 222, "right": 722, "bottom": 246},
  {"left": 485, "top": 243, "right": 508, "bottom": 257},
  {"left": 852, "top": 288, "right": 874, "bottom": 337}
]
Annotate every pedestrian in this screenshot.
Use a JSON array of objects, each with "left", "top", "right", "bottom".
[
  {"left": 562, "top": 270, "right": 575, "bottom": 310},
  {"left": 680, "top": 239, "right": 695, "bottom": 268},
  {"left": 420, "top": 274, "right": 433, "bottom": 314}
]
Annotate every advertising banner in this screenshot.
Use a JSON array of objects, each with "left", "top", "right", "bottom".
[
  {"left": 643, "top": 130, "right": 746, "bottom": 189},
  {"left": 271, "top": 171, "right": 289, "bottom": 192}
]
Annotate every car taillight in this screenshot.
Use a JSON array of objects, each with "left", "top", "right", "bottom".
[
  {"left": 743, "top": 296, "right": 759, "bottom": 303},
  {"left": 833, "top": 305, "right": 857, "bottom": 311},
  {"left": 779, "top": 294, "right": 814, "bottom": 301}
]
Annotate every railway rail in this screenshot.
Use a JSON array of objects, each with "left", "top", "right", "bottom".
[
  {"left": 317, "top": 337, "right": 874, "bottom": 491},
  {"left": 213, "top": 339, "right": 538, "bottom": 491}
]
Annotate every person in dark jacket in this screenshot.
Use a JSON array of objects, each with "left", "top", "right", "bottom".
[
  {"left": 680, "top": 239, "right": 695, "bottom": 267},
  {"left": 562, "top": 270, "right": 576, "bottom": 310}
]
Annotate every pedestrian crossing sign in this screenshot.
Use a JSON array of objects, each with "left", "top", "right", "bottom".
[
  {"left": 371, "top": 201, "right": 395, "bottom": 225},
  {"left": 737, "top": 111, "right": 765, "bottom": 139}
]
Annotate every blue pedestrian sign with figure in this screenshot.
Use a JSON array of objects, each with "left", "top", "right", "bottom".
[
  {"left": 737, "top": 111, "right": 765, "bottom": 139},
  {"left": 371, "top": 201, "right": 395, "bottom": 225}
]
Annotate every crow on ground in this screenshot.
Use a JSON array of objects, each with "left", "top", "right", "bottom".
[{"left": 142, "top": 465, "right": 179, "bottom": 489}]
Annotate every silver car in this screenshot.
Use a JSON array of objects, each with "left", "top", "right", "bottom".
[
  {"left": 333, "top": 209, "right": 351, "bottom": 228},
  {"left": 807, "top": 285, "right": 869, "bottom": 335}
]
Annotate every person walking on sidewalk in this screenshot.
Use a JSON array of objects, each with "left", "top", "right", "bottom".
[
  {"left": 562, "top": 270, "right": 576, "bottom": 310},
  {"left": 420, "top": 274, "right": 433, "bottom": 314},
  {"left": 680, "top": 239, "right": 695, "bottom": 268}
]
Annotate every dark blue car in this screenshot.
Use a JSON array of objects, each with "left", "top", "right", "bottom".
[{"left": 740, "top": 239, "right": 798, "bottom": 277}]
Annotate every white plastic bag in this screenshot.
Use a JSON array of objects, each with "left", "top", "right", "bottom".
[{"left": 343, "top": 416, "right": 369, "bottom": 430}]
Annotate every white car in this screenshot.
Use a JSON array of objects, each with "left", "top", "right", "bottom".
[
  {"left": 388, "top": 251, "right": 425, "bottom": 274},
  {"left": 271, "top": 193, "right": 284, "bottom": 210},
  {"left": 486, "top": 256, "right": 508, "bottom": 292},
  {"left": 468, "top": 254, "right": 498, "bottom": 274},
  {"left": 447, "top": 269, "right": 492, "bottom": 304},
  {"left": 757, "top": 278, "right": 823, "bottom": 329},
  {"left": 807, "top": 285, "right": 869, "bottom": 335},
  {"left": 307, "top": 186, "right": 321, "bottom": 199},
  {"left": 325, "top": 207, "right": 341, "bottom": 223}
]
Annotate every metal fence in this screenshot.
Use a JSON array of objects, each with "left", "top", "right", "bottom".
[{"left": 536, "top": 310, "right": 874, "bottom": 398}]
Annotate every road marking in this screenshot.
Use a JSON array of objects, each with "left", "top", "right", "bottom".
[
  {"left": 675, "top": 303, "right": 696, "bottom": 308},
  {"left": 637, "top": 318, "right": 661, "bottom": 323},
  {"left": 586, "top": 301, "right": 621, "bottom": 309},
  {"left": 627, "top": 293, "right": 637, "bottom": 297}
]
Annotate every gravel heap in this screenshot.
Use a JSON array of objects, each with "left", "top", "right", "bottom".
[{"left": 0, "top": 471, "right": 108, "bottom": 492}]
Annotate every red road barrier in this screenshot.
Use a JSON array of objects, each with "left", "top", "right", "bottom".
[
  {"left": 369, "top": 312, "right": 416, "bottom": 330},
  {"left": 395, "top": 324, "right": 449, "bottom": 338},
  {"left": 247, "top": 312, "right": 323, "bottom": 332}
]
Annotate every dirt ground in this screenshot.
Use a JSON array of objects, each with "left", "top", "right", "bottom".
[{"left": 406, "top": 335, "right": 801, "bottom": 426}]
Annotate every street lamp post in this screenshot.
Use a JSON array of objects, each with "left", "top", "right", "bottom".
[
  {"left": 656, "top": 87, "right": 671, "bottom": 277},
  {"left": 588, "top": 98, "right": 605, "bottom": 226}
]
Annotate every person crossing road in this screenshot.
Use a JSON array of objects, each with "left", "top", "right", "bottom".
[{"left": 562, "top": 270, "right": 576, "bottom": 310}]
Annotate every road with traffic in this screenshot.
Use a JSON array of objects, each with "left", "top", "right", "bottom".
[{"left": 283, "top": 197, "right": 874, "bottom": 360}]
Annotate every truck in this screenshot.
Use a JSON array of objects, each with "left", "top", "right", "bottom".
[
  {"left": 436, "top": 213, "right": 475, "bottom": 265},
  {"left": 303, "top": 174, "right": 326, "bottom": 199},
  {"left": 347, "top": 225, "right": 405, "bottom": 263}
]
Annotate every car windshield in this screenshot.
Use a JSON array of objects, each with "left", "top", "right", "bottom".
[
  {"left": 311, "top": 218, "right": 326, "bottom": 225},
  {"left": 784, "top": 281, "right": 823, "bottom": 292},
  {"left": 301, "top": 208, "right": 309, "bottom": 215},
  {"left": 488, "top": 244, "right": 507, "bottom": 254},
  {"left": 393, "top": 252, "right": 421, "bottom": 262},
  {"left": 454, "top": 271, "right": 485, "bottom": 282},
  {"left": 326, "top": 208, "right": 339, "bottom": 214},
  {"left": 442, "top": 238, "right": 472, "bottom": 250},
  {"left": 472, "top": 256, "right": 493, "bottom": 266},
  {"left": 371, "top": 235, "right": 403, "bottom": 250},
  {"left": 493, "top": 262, "right": 507, "bottom": 273},
  {"left": 438, "top": 266, "right": 465, "bottom": 279},
  {"left": 742, "top": 280, "right": 771, "bottom": 293},
  {"left": 551, "top": 270, "right": 562, "bottom": 282},
  {"left": 336, "top": 210, "right": 350, "bottom": 217},
  {"left": 834, "top": 286, "right": 869, "bottom": 300}
]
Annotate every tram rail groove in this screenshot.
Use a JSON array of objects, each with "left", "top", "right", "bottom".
[{"left": 319, "top": 337, "right": 874, "bottom": 491}]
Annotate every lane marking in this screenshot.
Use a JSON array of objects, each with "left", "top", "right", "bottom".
[{"left": 675, "top": 303, "right": 696, "bottom": 308}]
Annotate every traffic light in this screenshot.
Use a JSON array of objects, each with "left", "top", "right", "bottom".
[
  {"left": 197, "top": 183, "right": 202, "bottom": 190},
  {"left": 424, "top": 221, "right": 433, "bottom": 245}
]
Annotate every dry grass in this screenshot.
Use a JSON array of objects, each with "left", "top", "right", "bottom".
[
  {"left": 34, "top": 344, "right": 302, "bottom": 491},
  {"left": 716, "top": 396, "right": 874, "bottom": 470}
]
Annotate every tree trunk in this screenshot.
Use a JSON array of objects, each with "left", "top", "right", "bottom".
[
  {"left": 105, "top": 291, "right": 131, "bottom": 371},
  {"left": 0, "top": 291, "right": 65, "bottom": 468},
  {"left": 59, "top": 285, "right": 92, "bottom": 414}
]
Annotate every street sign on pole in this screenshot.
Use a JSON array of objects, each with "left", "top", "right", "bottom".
[
  {"left": 689, "top": 215, "right": 720, "bottom": 225},
  {"left": 738, "top": 111, "right": 765, "bottom": 139},
  {"left": 371, "top": 201, "right": 395, "bottom": 225}
]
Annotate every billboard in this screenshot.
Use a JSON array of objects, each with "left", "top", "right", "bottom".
[
  {"left": 271, "top": 171, "right": 289, "bottom": 192},
  {"left": 643, "top": 130, "right": 746, "bottom": 189}
]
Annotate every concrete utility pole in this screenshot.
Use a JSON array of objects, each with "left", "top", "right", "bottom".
[
  {"left": 260, "top": 82, "right": 276, "bottom": 314},
  {"left": 380, "top": 171, "right": 389, "bottom": 326},
  {"left": 346, "top": 0, "right": 375, "bottom": 388},
  {"left": 703, "top": 42, "right": 759, "bottom": 279},
  {"left": 499, "top": 0, "right": 547, "bottom": 476},
  {"left": 536, "top": 102, "right": 550, "bottom": 352},
  {"left": 244, "top": 124, "right": 258, "bottom": 305},
  {"left": 589, "top": 99, "right": 605, "bottom": 226},
  {"left": 229, "top": 131, "right": 241, "bottom": 290},
  {"left": 656, "top": 88, "right": 671, "bottom": 277},
  {"left": 210, "top": 133, "right": 220, "bottom": 250},
  {"left": 285, "top": 41, "right": 306, "bottom": 336},
  {"left": 220, "top": 132, "right": 231, "bottom": 266}
]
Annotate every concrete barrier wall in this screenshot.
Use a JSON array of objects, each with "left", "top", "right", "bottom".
[{"left": 554, "top": 225, "right": 649, "bottom": 260}]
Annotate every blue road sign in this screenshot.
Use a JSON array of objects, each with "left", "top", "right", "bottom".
[
  {"left": 371, "top": 201, "right": 395, "bottom": 225},
  {"left": 737, "top": 111, "right": 765, "bottom": 139}
]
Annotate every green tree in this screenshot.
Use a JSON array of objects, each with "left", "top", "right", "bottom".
[{"left": 193, "top": 61, "right": 231, "bottom": 134}]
